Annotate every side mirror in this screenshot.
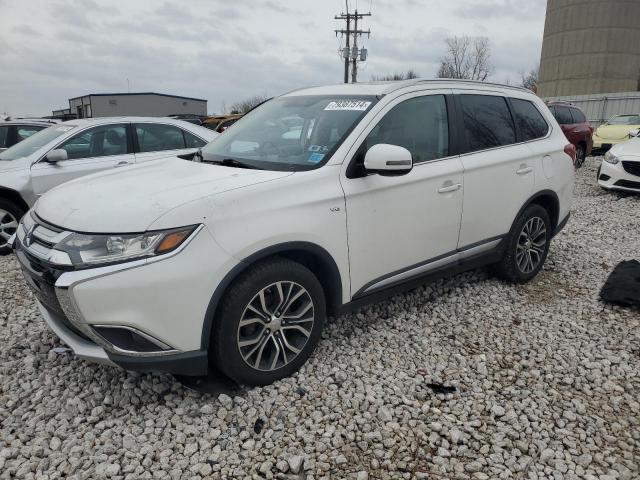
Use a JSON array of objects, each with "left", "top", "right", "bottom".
[
  {"left": 45, "top": 149, "right": 68, "bottom": 163},
  {"left": 629, "top": 128, "right": 640, "bottom": 138},
  {"left": 364, "top": 143, "right": 413, "bottom": 175}
]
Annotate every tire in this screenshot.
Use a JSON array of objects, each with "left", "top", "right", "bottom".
[
  {"left": 211, "top": 258, "right": 326, "bottom": 386},
  {"left": 575, "top": 143, "right": 586, "bottom": 168},
  {"left": 494, "top": 204, "right": 551, "bottom": 284},
  {"left": 0, "top": 199, "right": 25, "bottom": 256}
]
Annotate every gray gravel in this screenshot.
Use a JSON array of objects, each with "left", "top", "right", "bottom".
[{"left": 1, "top": 156, "right": 639, "bottom": 480}]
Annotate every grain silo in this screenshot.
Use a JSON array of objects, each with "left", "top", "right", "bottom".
[{"left": 537, "top": 0, "right": 640, "bottom": 97}]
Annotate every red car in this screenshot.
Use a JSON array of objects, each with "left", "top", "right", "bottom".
[{"left": 547, "top": 101, "right": 593, "bottom": 168}]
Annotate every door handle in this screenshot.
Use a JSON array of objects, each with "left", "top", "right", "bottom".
[
  {"left": 438, "top": 183, "right": 461, "bottom": 193},
  {"left": 115, "top": 161, "right": 132, "bottom": 167},
  {"left": 517, "top": 166, "right": 533, "bottom": 175}
]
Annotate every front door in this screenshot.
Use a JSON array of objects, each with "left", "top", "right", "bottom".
[
  {"left": 30, "top": 123, "right": 134, "bottom": 196},
  {"left": 341, "top": 92, "right": 464, "bottom": 298}
]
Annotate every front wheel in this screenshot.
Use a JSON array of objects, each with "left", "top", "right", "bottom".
[
  {"left": 0, "top": 199, "right": 25, "bottom": 255},
  {"left": 494, "top": 204, "right": 551, "bottom": 283},
  {"left": 211, "top": 258, "right": 326, "bottom": 386}
]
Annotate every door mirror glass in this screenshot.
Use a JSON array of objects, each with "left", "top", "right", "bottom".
[
  {"left": 629, "top": 128, "right": 640, "bottom": 138},
  {"left": 364, "top": 143, "right": 413, "bottom": 174},
  {"left": 45, "top": 149, "right": 68, "bottom": 163}
]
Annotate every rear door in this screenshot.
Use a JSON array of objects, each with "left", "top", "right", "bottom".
[
  {"left": 455, "top": 92, "right": 535, "bottom": 249},
  {"left": 30, "top": 123, "right": 134, "bottom": 196},
  {"left": 133, "top": 123, "right": 206, "bottom": 163}
]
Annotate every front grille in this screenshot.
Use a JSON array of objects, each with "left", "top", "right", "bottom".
[
  {"left": 614, "top": 179, "right": 640, "bottom": 190},
  {"left": 622, "top": 161, "right": 640, "bottom": 177}
]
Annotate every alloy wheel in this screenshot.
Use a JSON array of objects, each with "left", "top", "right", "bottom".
[
  {"left": 0, "top": 209, "right": 18, "bottom": 249},
  {"left": 237, "top": 281, "right": 314, "bottom": 372},
  {"left": 516, "top": 216, "right": 547, "bottom": 274}
]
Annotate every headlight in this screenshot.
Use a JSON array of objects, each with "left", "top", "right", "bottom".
[
  {"left": 604, "top": 151, "right": 619, "bottom": 164},
  {"left": 54, "top": 226, "right": 198, "bottom": 268}
]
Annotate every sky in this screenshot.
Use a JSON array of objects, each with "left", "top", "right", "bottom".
[{"left": 0, "top": 0, "right": 547, "bottom": 117}]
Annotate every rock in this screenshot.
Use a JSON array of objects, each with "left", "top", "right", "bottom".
[{"left": 490, "top": 405, "right": 506, "bottom": 417}]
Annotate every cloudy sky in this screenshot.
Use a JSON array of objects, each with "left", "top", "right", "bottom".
[{"left": 0, "top": 0, "right": 546, "bottom": 117}]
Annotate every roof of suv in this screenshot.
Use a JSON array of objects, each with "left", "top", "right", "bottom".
[{"left": 283, "top": 79, "right": 531, "bottom": 97}]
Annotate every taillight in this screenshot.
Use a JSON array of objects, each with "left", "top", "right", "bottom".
[{"left": 564, "top": 143, "right": 576, "bottom": 162}]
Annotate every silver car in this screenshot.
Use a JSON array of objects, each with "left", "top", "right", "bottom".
[{"left": 0, "top": 117, "right": 217, "bottom": 253}]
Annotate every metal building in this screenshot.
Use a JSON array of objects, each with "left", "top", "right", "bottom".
[
  {"left": 537, "top": 0, "right": 640, "bottom": 97},
  {"left": 52, "top": 92, "right": 207, "bottom": 119}
]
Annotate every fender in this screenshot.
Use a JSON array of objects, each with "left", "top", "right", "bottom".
[
  {"left": 200, "top": 241, "right": 344, "bottom": 351},
  {"left": 513, "top": 189, "right": 560, "bottom": 231}
]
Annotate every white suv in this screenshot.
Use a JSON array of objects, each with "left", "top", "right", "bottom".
[{"left": 11, "top": 80, "right": 574, "bottom": 385}]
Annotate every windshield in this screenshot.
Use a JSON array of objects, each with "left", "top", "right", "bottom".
[
  {"left": 200, "top": 95, "right": 376, "bottom": 171},
  {"left": 607, "top": 115, "right": 640, "bottom": 125},
  {"left": 0, "top": 124, "right": 75, "bottom": 161}
]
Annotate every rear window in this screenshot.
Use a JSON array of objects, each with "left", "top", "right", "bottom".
[
  {"left": 460, "top": 95, "right": 516, "bottom": 152},
  {"left": 552, "top": 106, "right": 573, "bottom": 125},
  {"left": 510, "top": 99, "right": 549, "bottom": 142},
  {"left": 570, "top": 108, "right": 586, "bottom": 123}
]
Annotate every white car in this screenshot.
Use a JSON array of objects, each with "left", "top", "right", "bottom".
[
  {"left": 11, "top": 80, "right": 574, "bottom": 385},
  {"left": 597, "top": 130, "right": 640, "bottom": 192},
  {"left": 0, "top": 117, "right": 217, "bottom": 253}
]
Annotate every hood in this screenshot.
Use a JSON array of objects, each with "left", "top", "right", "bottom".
[
  {"left": 0, "top": 156, "right": 31, "bottom": 173},
  {"left": 610, "top": 137, "right": 640, "bottom": 158},
  {"left": 595, "top": 124, "right": 638, "bottom": 140},
  {"left": 35, "top": 157, "right": 292, "bottom": 233}
]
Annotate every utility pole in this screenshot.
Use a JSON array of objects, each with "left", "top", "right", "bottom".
[{"left": 335, "top": 4, "right": 371, "bottom": 83}]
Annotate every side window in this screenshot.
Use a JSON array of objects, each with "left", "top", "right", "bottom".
[
  {"left": 135, "top": 124, "right": 186, "bottom": 152},
  {"left": 570, "top": 108, "right": 586, "bottom": 123},
  {"left": 0, "top": 126, "right": 9, "bottom": 148},
  {"left": 510, "top": 98, "right": 549, "bottom": 142},
  {"left": 460, "top": 95, "right": 516, "bottom": 151},
  {"left": 58, "top": 124, "right": 128, "bottom": 160},
  {"left": 364, "top": 95, "right": 449, "bottom": 163},
  {"left": 16, "top": 125, "right": 44, "bottom": 142},
  {"left": 183, "top": 130, "right": 207, "bottom": 148},
  {"left": 553, "top": 106, "right": 573, "bottom": 125}
]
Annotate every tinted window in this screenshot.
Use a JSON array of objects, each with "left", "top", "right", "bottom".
[
  {"left": 365, "top": 95, "right": 449, "bottom": 163},
  {"left": 17, "top": 125, "right": 44, "bottom": 141},
  {"left": 183, "top": 130, "right": 206, "bottom": 148},
  {"left": 136, "top": 124, "right": 186, "bottom": 152},
  {"left": 59, "top": 124, "right": 128, "bottom": 160},
  {"left": 510, "top": 99, "right": 549, "bottom": 141},
  {"left": 0, "top": 126, "right": 9, "bottom": 148},
  {"left": 607, "top": 115, "right": 640, "bottom": 125},
  {"left": 570, "top": 108, "right": 586, "bottom": 123},
  {"left": 553, "top": 106, "right": 573, "bottom": 125},
  {"left": 460, "top": 95, "right": 515, "bottom": 151}
]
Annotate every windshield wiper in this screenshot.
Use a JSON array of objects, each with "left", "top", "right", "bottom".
[{"left": 202, "top": 157, "right": 262, "bottom": 170}]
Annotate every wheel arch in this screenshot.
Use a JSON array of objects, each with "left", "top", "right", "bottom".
[
  {"left": 200, "top": 241, "right": 344, "bottom": 351},
  {"left": 0, "top": 187, "right": 29, "bottom": 213},
  {"left": 516, "top": 190, "right": 560, "bottom": 232}
]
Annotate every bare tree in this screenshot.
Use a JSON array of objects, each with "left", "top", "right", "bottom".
[
  {"left": 437, "top": 35, "right": 493, "bottom": 81},
  {"left": 371, "top": 70, "right": 419, "bottom": 81},
  {"left": 521, "top": 66, "right": 539, "bottom": 93},
  {"left": 230, "top": 95, "right": 269, "bottom": 114}
]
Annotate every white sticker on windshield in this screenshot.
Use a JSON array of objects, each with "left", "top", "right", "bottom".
[
  {"left": 55, "top": 126, "right": 73, "bottom": 132},
  {"left": 324, "top": 100, "right": 371, "bottom": 111}
]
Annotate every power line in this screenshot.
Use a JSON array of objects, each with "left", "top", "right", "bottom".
[{"left": 334, "top": 4, "right": 371, "bottom": 83}]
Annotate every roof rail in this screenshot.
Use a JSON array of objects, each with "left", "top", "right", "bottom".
[{"left": 383, "top": 78, "right": 531, "bottom": 94}]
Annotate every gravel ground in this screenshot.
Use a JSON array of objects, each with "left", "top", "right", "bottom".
[{"left": 1, "top": 156, "right": 639, "bottom": 480}]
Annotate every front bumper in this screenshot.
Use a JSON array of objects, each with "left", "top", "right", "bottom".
[
  {"left": 12, "top": 215, "right": 238, "bottom": 376},
  {"left": 598, "top": 159, "right": 640, "bottom": 192}
]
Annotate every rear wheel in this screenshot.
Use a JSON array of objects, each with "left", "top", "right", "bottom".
[
  {"left": 0, "top": 199, "right": 24, "bottom": 255},
  {"left": 211, "top": 258, "right": 326, "bottom": 386},
  {"left": 494, "top": 204, "right": 551, "bottom": 283},
  {"left": 575, "top": 143, "right": 586, "bottom": 168}
]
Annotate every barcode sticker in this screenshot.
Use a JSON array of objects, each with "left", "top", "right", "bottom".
[{"left": 324, "top": 100, "right": 371, "bottom": 111}]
